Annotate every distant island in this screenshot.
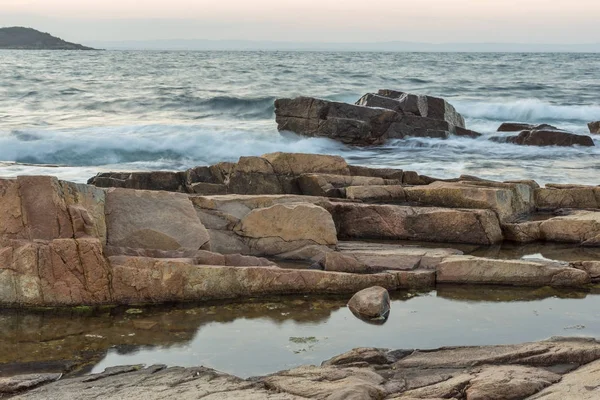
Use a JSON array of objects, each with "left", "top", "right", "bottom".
[{"left": 0, "top": 27, "right": 95, "bottom": 50}]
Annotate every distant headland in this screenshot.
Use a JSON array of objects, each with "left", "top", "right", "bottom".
[{"left": 0, "top": 27, "right": 96, "bottom": 50}]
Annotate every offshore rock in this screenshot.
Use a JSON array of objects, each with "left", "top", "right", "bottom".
[
  {"left": 499, "top": 129, "right": 595, "bottom": 147},
  {"left": 274, "top": 90, "right": 467, "bottom": 145},
  {"left": 587, "top": 120, "right": 600, "bottom": 134}
]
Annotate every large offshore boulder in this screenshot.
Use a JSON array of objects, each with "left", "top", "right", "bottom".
[
  {"left": 589, "top": 121, "right": 600, "bottom": 134},
  {"left": 275, "top": 90, "right": 468, "bottom": 145}
]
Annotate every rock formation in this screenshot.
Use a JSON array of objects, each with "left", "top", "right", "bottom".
[
  {"left": 9, "top": 337, "right": 600, "bottom": 399},
  {"left": 3, "top": 152, "right": 600, "bottom": 307},
  {"left": 272, "top": 90, "right": 595, "bottom": 147},
  {"left": 274, "top": 91, "right": 471, "bottom": 145},
  {"left": 589, "top": 121, "right": 600, "bottom": 134}
]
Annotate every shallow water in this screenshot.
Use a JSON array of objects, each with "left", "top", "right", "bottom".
[
  {"left": 1, "top": 51, "right": 599, "bottom": 185},
  {"left": 2, "top": 286, "right": 600, "bottom": 378}
]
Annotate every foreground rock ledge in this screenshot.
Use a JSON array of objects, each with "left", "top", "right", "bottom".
[{"left": 10, "top": 337, "right": 600, "bottom": 399}]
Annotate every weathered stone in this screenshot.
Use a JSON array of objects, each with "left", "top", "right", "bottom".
[
  {"left": 538, "top": 210, "right": 600, "bottom": 245},
  {"left": 262, "top": 152, "right": 350, "bottom": 176},
  {"left": 89, "top": 171, "right": 186, "bottom": 191},
  {"left": 347, "top": 165, "right": 404, "bottom": 180},
  {"left": 234, "top": 203, "right": 337, "bottom": 245},
  {"left": 347, "top": 286, "right": 391, "bottom": 321},
  {"left": 527, "top": 358, "right": 600, "bottom": 399},
  {"left": 13, "top": 366, "right": 303, "bottom": 400},
  {"left": 17, "top": 176, "right": 74, "bottom": 240},
  {"left": 436, "top": 255, "right": 590, "bottom": 287},
  {"left": 11, "top": 338, "right": 600, "bottom": 400},
  {"left": 0, "top": 178, "right": 26, "bottom": 239},
  {"left": 404, "top": 180, "right": 535, "bottom": 222},
  {"left": 535, "top": 186, "right": 600, "bottom": 209},
  {"left": 454, "top": 126, "right": 482, "bottom": 138},
  {"left": 228, "top": 156, "right": 285, "bottom": 195},
  {"left": 588, "top": 121, "right": 600, "bottom": 134},
  {"left": 333, "top": 242, "right": 461, "bottom": 272},
  {"left": 327, "top": 202, "right": 503, "bottom": 245},
  {"left": 297, "top": 174, "right": 395, "bottom": 197},
  {"left": 60, "top": 180, "right": 107, "bottom": 242},
  {"left": 497, "top": 122, "right": 559, "bottom": 132},
  {"left": 573, "top": 261, "right": 600, "bottom": 282},
  {"left": 105, "top": 188, "right": 210, "bottom": 251},
  {"left": 344, "top": 185, "right": 406, "bottom": 202},
  {"left": 505, "top": 129, "right": 594, "bottom": 147},
  {"left": 0, "top": 238, "right": 111, "bottom": 306},
  {"left": 189, "top": 182, "right": 228, "bottom": 195},
  {"left": 109, "top": 257, "right": 404, "bottom": 303},
  {"left": 0, "top": 373, "right": 61, "bottom": 395},
  {"left": 263, "top": 365, "right": 386, "bottom": 400},
  {"left": 374, "top": 90, "right": 466, "bottom": 128}
]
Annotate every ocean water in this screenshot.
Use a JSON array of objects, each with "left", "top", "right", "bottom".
[{"left": 0, "top": 50, "right": 599, "bottom": 184}]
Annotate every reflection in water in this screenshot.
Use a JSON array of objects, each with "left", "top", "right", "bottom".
[{"left": 2, "top": 287, "right": 600, "bottom": 378}]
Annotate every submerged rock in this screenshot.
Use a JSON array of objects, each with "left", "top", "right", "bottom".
[{"left": 347, "top": 286, "right": 391, "bottom": 322}]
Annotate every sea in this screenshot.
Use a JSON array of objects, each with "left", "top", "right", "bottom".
[{"left": 1, "top": 50, "right": 599, "bottom": 185}]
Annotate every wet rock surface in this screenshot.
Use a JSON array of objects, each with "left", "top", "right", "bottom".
[{"left": 10, "top": 338, "right": 600, "bottom": 399}]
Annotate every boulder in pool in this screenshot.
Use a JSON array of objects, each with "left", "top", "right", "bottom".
[{"left": 347, "top": 286, "right": 391, "bottom": 322}]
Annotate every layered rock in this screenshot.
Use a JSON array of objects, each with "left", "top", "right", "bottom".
[
  {"left": 327, "top": 202, "right": 503, "bottom": 245},
  {"left": 274, "top": 90, "right": 469, "bottom": 145},
  {"left": 190, "top": 194, "right": 337, "bottom": 259},
  {"left": 503, "top": 210, "right": 600, "bottom": 246},
  {"left": 496, "top": 128, "right": 595, "bottom": 147},
  {"left": 497, "top": 122, "right": 559, "bottom": 132},
  {"left": 535, "top": 184, "right": 600, "bottom": 210},
  {"left": 436, "top": 255, "right": 590, "bottom": 287},
  {"left": 14, "top": 337, "right": 600, "bottom": 400}
]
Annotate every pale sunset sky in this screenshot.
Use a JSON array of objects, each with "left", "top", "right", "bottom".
[{"left": 2, "top": 0, "right": 599, "bottom": 43}]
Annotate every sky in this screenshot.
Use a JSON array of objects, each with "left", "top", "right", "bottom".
[{"left": 2, "top": 0, "right": 600, "bottom": 44}]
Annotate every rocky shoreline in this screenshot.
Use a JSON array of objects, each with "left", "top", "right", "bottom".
[
  {"left": 2, "top": 90, "right": 600, "bottom": 398},
  {"left": 5, "top": 337, "right": 600, "bottom": 399},
  {"left": 2, "top": 150, "right": 600, "bottom": 307}
]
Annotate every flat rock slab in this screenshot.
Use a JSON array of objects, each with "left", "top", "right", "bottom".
[
  {"left": 327, "top": 202, "right": 503, "bottom": 245},
  {"left": 334, "top": 241, "right": 462, "bottom": 272},
  {"left": 12, "top": 366, "right": 304, "bottom": 400},
  {"left": 437, "top": 255, "right": 590, "bottom": 287},
  {"left": 109, "top": 257, "right": 409, "bottom": 303},
  {"left": 504, "top": 210, "right": 600, "bottom": 245},
  {"left": 404, "top": 180, "right": 535, "bottom": 222},
  {"left": 535, "top": 186, "right": 600, "bottom": 209},
  {"left": 14, "top": 338, "right": 600, "bottom": 400}
]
